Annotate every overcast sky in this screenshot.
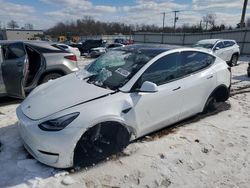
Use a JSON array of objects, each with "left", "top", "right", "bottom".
[{"left": 0, "top": 0, "right": 249, "bottom": 29}]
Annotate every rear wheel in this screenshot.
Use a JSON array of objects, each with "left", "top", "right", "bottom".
[
  {"left": 230, "top": 54, "right": 239, "bottom": 66},
  {"left": 40, "top": 73, "right": 62, "bottom": 84},
  {"left": 74, "top": 122, "right": 130, "bottom": 168},
  {"left": 203, "top": 95, "right": 216, "bottom": 113}
]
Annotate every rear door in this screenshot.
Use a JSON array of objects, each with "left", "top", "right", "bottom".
[
  {"left": 223, "top": 41, "right": 234, "bottom": 61},
  {"left": 179, "top": 51, "right": 216, "bottom": 118},
  {"left": 1, "top": 42, "right": 28, "bottom": 98}
]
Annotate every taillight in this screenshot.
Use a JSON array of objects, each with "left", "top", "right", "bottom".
[{"left": 64, "top": 55, "right": 77, "bottom": 61}]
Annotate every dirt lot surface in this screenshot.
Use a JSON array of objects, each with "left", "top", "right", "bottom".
[{"left": 0, "top": 57, "right": 250, "bottom": 188}]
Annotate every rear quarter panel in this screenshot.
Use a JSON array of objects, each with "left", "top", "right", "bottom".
[
  {"left": 213, "top": 57, "right": 231, "bottom": 88},
  {"left": 43, "top": 53, "right": 79, "bottom": 74}
]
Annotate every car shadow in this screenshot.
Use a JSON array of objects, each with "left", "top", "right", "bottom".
[
  {"left": 239, "top": 55, "right": 250, "bottom": 62},
  {"left": 0, "top": 97, "right": 22, "bottom": 107},
  {"left": 232, "top": 75, "right": 250, "bottom": 82}
]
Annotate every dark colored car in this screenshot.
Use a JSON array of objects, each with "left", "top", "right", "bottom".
[
  {"left": 113, "top": 39, "right": 134, "bottom": 45},
  {"left": 75, "top": 40, "right": 106, "bottom": 55},
  {"left": 107, "top": 43, "right": 125, "bottom": 49}
]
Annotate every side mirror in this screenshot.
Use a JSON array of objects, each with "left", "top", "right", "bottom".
[
  {"left": 214, "top": 46, "right": 220, "bottom": 51},
  {"left": 139, "top": 81, "right": 158, "bottom": 93}
]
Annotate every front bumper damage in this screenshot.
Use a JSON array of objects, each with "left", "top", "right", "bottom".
[{"left": 16, "top": 106, "right": 79, "bottom": 168}]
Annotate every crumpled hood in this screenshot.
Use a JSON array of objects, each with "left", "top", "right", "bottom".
[{"left": 21, "top": 73, "right": 112, "bottom": 120}]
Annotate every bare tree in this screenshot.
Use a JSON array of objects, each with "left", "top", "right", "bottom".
[
  {"left": 24, "top": 23, "right": 34, "bottom": 30},
  {"left": 7, "top": 20, "right": 19, "bottom": 29},
  {"left": 203, "top": 13, "right": 217, "bottom": 30}
]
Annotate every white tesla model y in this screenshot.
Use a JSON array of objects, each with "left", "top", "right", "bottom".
[{"left": 16, "top": 44, "right": 231, "bottom": 168}]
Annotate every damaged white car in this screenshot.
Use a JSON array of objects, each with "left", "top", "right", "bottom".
[{"left": 16, "top": 44, "right": 231, "bottom": 168}]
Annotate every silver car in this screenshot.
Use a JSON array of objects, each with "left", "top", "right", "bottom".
[{"left": 0, "top": 41, "right": 79, "bottom": 98}]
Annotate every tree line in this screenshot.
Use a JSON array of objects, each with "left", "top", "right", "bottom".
[
  {"left": 2, "top": 13, "right": 250, "bottom": 36},
  {"left": 0, "top": 20, "right": 34, "bottom": 30},
  {"left": 46, "top": 14, "right": 246, "bottom": 37}
]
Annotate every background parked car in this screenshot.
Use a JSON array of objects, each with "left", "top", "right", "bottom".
[
  {"left": 107, "top": 43, "right": 125, "bottom": 49},
  {"left": 74, "top": 39, "right": 106, "bottom": 55},
  {"left": 113, "top": 38, "right": 134, "bottom": 45},
  {"left": 0, "top": 41, "right": 79, "bottom": 98},
  {"left": 88, "top": 47, "right": 106, "bottom": 58},
  {"left": 54, "top": 43, "right": 81, "bottom": 60},
  {"left": 193, "top": 39, "right": 240, "bottom": 66}
]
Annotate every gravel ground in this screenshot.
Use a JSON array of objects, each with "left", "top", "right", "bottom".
[{"left": 0, "top": 57, "right": 250, "bottom": 188}]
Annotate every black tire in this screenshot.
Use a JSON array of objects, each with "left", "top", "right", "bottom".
[
  {"left": 203, "top": 95, "right": 216, "bottom": 113},
  {"left": 40, "top": 73, "right": 62, "bottom": 84},
  {"left": 89, "top": 51, "right": 98, "bottom": 58},
  {"left": 230, "top": 54, "right": 239, "bottom": 66},
  {"left": 74, "top": 122, "right": 130, "bottom": 168}
]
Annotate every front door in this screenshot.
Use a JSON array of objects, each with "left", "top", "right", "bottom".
[
  {"left": 130, "top": 53, "right": 184, "bottom": 137},
  {"left": 214, "top": 41, "right": 226, "bottom": 60},
  {"left": 1, "top": 42, "right": 28, "bottom": 98}
]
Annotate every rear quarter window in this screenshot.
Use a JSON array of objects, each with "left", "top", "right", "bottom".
[
  {"left": 224, "top": 41, "right": 235, "bottom": 47},
  {"left": 180, "top": 51, "right": 215, "bottom": 76}
]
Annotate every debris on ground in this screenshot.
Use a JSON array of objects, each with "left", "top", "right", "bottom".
[
  {"left": 202, "top": 148, "right": 209, "bottom": 154},
  {"left": 194, "top": 139, "right": 200, "bottom": 143},
  {"left": 61, "top": 176, "right": 77, "bottom": 185}
]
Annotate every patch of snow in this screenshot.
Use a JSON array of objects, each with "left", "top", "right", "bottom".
[{"left": 61, "top": 176, "right": 77, "bottom": 185}]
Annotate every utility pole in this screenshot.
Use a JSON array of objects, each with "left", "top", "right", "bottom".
[
  {"left": 162, "top": 12, "right": 166, "bottom": 32},
  {"left": 240, "top": 0, "right": 248, "bottom": 28},
  {"left": 161, "top": 12, "right": 166, "bottom": 43},
  {"left": 173, "top": 10, "right": 180, "bottom": 32}
]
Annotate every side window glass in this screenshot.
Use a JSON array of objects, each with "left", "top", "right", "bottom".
[
  {"left": 215, "top": 42, "right": 224, "bottom": 49},
  {"left": 224, "top": 41, "right": 233, "bottom": 47},
  {"left": 139, "top": 53, "right": 179, "bottom": 86},
  {"left": 2, "top": 43, "right": 25, "bottom": 60},
  {"left": 180, "top": 51, "right": 215, "bottom": 76},
  {"left": 59, "top": 45, "right": 67, "bottom": 49}
]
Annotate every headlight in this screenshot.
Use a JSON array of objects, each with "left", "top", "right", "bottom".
[{"left": 38, "top": 112, "right": 80, "bottom": 131}]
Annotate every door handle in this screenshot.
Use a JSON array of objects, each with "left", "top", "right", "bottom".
[
  {"left": 207, "top": 75, "right": 213, "bottom": 79},
  {"left": 173, "top": 86, "right": 181, "bottom": 91}
]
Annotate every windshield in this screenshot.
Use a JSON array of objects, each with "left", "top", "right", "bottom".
[
  {"left": 82, "top": 49, "right": 161, "bottom": 90},
  {"left": 193, "top": 42, "right": 214, "bottom": 49}
]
